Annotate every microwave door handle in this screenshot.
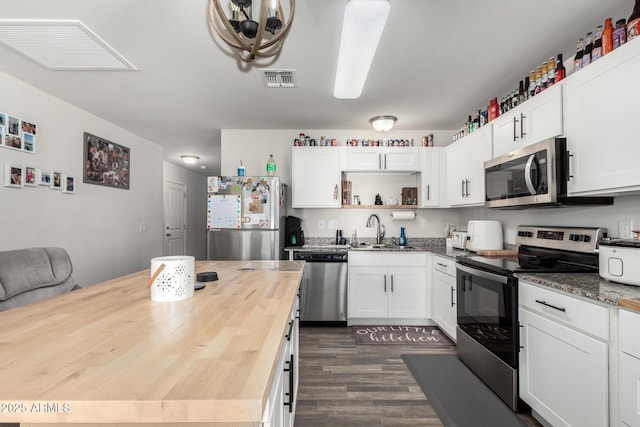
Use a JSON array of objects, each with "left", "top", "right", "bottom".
[{"left": 524, "top": 154, "right": 537, "bottom": 195}]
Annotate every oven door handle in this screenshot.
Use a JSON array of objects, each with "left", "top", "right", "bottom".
[
  {"left": 456, "top": 264, "right": 509, "bottom": 285},
  {"left": 524, "top": 154, "right": 537, "bottom": 195}
]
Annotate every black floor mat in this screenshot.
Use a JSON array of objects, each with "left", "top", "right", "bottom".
[{"left": 402, "top": 354, "right": 526, "bottom": 427}]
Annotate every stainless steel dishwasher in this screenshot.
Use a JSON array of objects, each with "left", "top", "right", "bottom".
[{"left": 293, "top": 251, "right": 348, "bottom": 324}]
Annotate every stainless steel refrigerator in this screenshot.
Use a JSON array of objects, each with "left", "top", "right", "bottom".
[{"left": 206, "top": 176, "right": 286, "bottom": 261}]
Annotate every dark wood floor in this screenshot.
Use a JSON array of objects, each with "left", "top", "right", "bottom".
[{"left": 294, "top": 326, "right": 541, "bottom": 427}]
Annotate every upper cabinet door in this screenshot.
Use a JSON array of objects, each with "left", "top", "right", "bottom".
[
  {"left": 446, "top": 125, "right": 493, "bottom": 207},
  {"left": 344, "top": 147, "right": 420, "bottom": 171},
  {"left": 492, "top": 84, "right": 563, "bottom": 158},
  {"left": 291, "top": 147, "right": 342, "bottom": 208},
  {"left": 344, "top": 148, "right": 381, "bottom": 171},
  {"left": 383, "top": 148, "right": 420, "bottom": 171},
  {"left": 420, "top": 148, "right": 443, "bottom": 208},
  {"left": 565, "top": 37, "right": 640, "bottom": 196}
]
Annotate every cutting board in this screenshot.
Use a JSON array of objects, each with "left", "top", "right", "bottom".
[
  {"left": 618, "top": 297, "right": 640, "bottom": 312},
  {"left": 475, "top": 249, "right": 519, "bottom": 257}
]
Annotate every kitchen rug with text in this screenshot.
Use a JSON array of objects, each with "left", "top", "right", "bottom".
[{"left": 352, "top": 325, "right": 455, "bottom": 346}]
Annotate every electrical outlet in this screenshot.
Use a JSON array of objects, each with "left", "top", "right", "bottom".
[
  {"left": 318, "top": 220, "right": 325, "bottom": 230},
  {"left": 328, "top": 220, "right": 338, "bottom": 229},
  {"left": 619, "top": 220, "right": 634, "bottom": 239}
]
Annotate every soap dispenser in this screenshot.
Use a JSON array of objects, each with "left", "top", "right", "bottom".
[{"left": 399, "top": 227, "right": 407, "bottom": 246}]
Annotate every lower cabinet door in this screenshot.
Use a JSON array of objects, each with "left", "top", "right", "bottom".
[
  {"left": 387, "top": 267, "right": 427, "bottom": 318},
  {"left": 348, "top": 267, "right": 388, "bottom": 318},
  {"left": 519, "top": 309, "right": 608, "bottom": 427},
  {"left": 620, "top": 351, "right": 640, "bottom": 427},
  {"left": 432, "top": 270, "right": 457, "bottom": 340}
]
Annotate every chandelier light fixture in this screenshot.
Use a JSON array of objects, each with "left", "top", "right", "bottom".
[
  {"left": 207, "top": 0, "right": 295, "bottom": 62},
  {"left": 369, "top": 116, "right": 397, "bottom": 132}
]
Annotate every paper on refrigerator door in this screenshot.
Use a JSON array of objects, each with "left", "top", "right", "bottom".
[{"left": 207, "top": 194, "right": 241, "bottom": 229}]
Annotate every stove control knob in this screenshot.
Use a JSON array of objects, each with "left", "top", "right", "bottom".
[
  {"left": 527, "top": 232, "right": 533, "bottom": 237},
  {"left": 583, "top": 235, "right": 591, "bottom": 242}
]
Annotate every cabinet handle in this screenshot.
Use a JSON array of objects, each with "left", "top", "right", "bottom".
[
  {"left": 384, "top": 153, "right": 387, "bottom": 170},
  {"left": 566, "top": 151, "right": 574, "bottom": 181},
  {"left": 450, "top": 286, "right": 455, "bottom": 307},
  {"left": 384, "top": 275, "right": 387, "bottom": 292},
  {"left": 520, "top": 113, "right": 527, "bottom": 138},
  {"left": 333, "top": 184, "right": 338, "bottom": 200},
  {"left": 513, "top": 116, "right": 519, "bottom": 141},
  {"left": 535, "top": 299, "right": 566, "bottom": 312},
  {"left": 285, "top": 319, "right": 294, "bottom": 341},
  {"left": 437, "top": 262, "right": 447, "bottom": 268},
  {"left": 391, "top": 275, "right": 394, "bottom": 292},
  {"left": 465, "top": 179, "right": 470, "bottom": 197},
  {"left": 283, "top": 354, "right": 295, "bottom": 412},
  {"left": 379, "top": 153, "right": 382, "bottom": 170},
  {"left": 426, "top": 184, "right": 430, "bottom": 201},
  {"left": 461, "top": 179, "right": 465, "bottom": 198}
]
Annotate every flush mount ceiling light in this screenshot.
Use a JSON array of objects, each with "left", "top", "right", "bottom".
[
  {"left": 370, "top": 115, "right": 397, "bottom": 132},
  {"left": 207, "top": 0, "right": 295, "bottom": 63},
  {"left": 334, "top": 0, "right": 391, "bottom": 99},
  {"left": 180, "top": 155, "right": 200, "bottom": 165}
]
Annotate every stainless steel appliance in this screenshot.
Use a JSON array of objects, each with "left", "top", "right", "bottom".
[
  {"left": 293, "top": 251, "right": 348, "bottom": 324},
  {"left": 484, "top": 138, "right": 613, "bottom": 209},
  {"left": 206, "top": 176, "right": 286, "bottom": 260},
  {"left": 456, "top": 225, "right": 606, "bottom": 411},
  {"left": 599, "top": 240, "right": 640, "bottom": 286}
]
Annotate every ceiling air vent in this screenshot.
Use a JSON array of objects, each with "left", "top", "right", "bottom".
[
  {"left": 0, "top": 19, "right": 137, "bottom": 70},
  {"left": 261, "top": 69, "right": 296, "bottom": 88}
]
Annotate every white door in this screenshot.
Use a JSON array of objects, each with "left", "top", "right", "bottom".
[
  {"left": 387, "top": 267, "right": 427, "bottom": 318},
  {"left": 164, "top": 180, "right": 186, "bottom": 256}
]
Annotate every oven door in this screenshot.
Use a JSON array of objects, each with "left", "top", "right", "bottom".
[
  {"left": 456, "top": 263, "right": 518, "bottom": 368},
  {"left": 484, "top": 138, "right": 560, "bottom": 208}
]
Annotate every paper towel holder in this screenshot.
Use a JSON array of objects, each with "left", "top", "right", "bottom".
[{"left": 390, "top": 211, "right": 416, "bottom": 221}]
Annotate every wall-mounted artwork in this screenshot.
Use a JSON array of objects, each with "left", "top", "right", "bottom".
[
  {"left": 4, "top": 164, "right": 23, "bottom": 188},
  {"left": 38, "top": 169, "right": 51, "bottom": 186},
  {"left": 0, "top": 113, "right": 36, "bottom": 153},
  {"left": 24, "top": 166, "right": 37, "bottom": 187},
  {"left": 51, "top": 171, "right": 62, "bottom": 190},
  {"left": 83, "top": 132, "right": 130, "bottom": 190},
  {"left": 61, "top": 174, "right": 76, "bottom": 194}
]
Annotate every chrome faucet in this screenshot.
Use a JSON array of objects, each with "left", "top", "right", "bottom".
[{"left": 366, "top": 214, "right": 386, "bottom": 245}]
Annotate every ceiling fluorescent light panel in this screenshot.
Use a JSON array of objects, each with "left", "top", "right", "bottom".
[{"left": 334, "top": 0, "right": 390, "bottom": 99}]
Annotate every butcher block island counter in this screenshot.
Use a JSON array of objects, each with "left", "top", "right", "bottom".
[{"left": 0, "top": 260, "right": 304, "bottom": 427}]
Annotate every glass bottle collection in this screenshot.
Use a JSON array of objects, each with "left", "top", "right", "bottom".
[{"left": 453, "top": 5, "right": 639, "bottom": 143}]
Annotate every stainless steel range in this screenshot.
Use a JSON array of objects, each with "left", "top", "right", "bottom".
[{"left": 455, "top": 225, "right": 606, "bottom": 411}]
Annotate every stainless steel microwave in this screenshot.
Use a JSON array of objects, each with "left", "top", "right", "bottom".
[{"left": 484, "top": 138, "right": 613, "bottom": 209}]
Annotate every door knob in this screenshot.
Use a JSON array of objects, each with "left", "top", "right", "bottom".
[{"left": 166, "top": 233, "right": 171, "bottom": 237}]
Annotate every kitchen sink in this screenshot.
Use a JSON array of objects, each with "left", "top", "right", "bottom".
[{"left": 351, "top": 244, "right": 417, "bottom": 251}]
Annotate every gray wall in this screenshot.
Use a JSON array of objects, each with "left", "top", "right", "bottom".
[{"left": 0, "top": 70, "right": 164, "bottom": 286}]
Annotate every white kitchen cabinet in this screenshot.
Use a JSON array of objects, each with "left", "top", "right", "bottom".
[
  {"left": 420, "top": 147, "right": 444, "bottom": 208},
  {"left": 620, "top": 309, "right": 640, "bottom": 427},
  {"left": 446, "top": 125, "right": 493, "bottom": 206},
  {"left": 431, "top": 255, "right": 457, "bottom": 341},
  {"left": 344, "top": 147, "right": 420, "bottom": 172},
  {"left": 492, "top": 84, "right": 563, "bottom": 158},
  {"left": 564, "top": 37, "right": 640, "bottom": 196},
  {"left": 263, "top": 295, "right": 299, "bottom": 427},
  {"left": 291, "top": 147, "right": 342, "bottom": 208},
  {"left": 348, "top": 252, "right": 427, "bottom": 322},
  {"left": 518, "top": 281, "right": 608, "bottom": 427}
]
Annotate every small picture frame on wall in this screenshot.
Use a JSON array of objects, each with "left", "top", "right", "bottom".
[
  {"left": 24, "top": 166, "right": 37, "bottom": 187},
  {"left": 61, "top": 174, "right": 76, "bottom": 194},
  {"left": 4, "top": 163, "right": 24, "bottom": 188},
  {"left": 51, "top": 171, "right": 62, "bottom": 190},
  {"left": 38, "top": 169, "right": 52, "bottom": 186}
]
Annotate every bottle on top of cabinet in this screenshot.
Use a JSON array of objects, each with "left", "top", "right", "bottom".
[
  {"left": 574, "top": 38, "right": 585, "bottom": 71},
  {"left": 614, "top": 19, "right": 627, "bottom": 48},
  {"left": 554, "top": 53, "right": 566, "bottom": 83},
  {"left": 602, "top": 18, "right": 613, "bottom": 55},
  {"left": 583, "top": 32, "right": 594, "bottom": 67},
  {"left": 628, "top": 0, "right": 640, "bottom": 41},
  {"left": 591, "top": 25, "right": 603, "bottom": 61}
]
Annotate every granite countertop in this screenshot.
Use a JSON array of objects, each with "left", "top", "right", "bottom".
[{"left": 516, "top": 272, "right": 640, "bottom": 309}]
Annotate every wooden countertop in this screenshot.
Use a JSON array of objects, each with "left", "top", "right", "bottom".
[{"left": 0, "top": 260, "right": 303, "bottom": 425}]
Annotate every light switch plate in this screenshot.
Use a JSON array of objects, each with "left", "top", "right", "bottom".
[{"left": 619, "top": 220, "right": 634, "bottom": 239}]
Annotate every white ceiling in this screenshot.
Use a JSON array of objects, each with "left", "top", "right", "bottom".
[{"left": 0, "top": 0, "right": 632, "bottom": 174}]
